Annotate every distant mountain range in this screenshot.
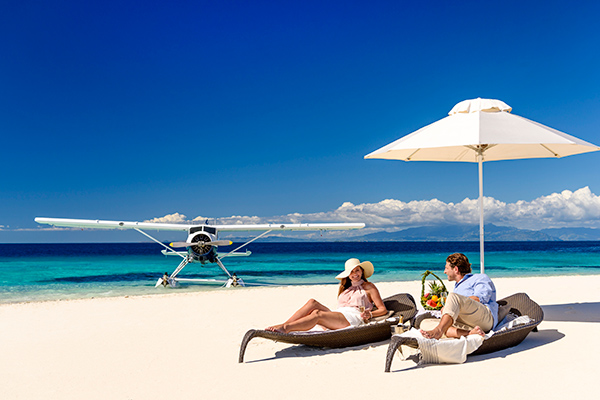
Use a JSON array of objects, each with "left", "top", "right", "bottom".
[
  {"left": 539, "top": 227, "right": 600, "bottom": 241},
  {"left": 224, "top": 224, "right": 600, "bottom": 242},
  {"left": 360, "top": 225, "right": 600, "bottom": 241}
]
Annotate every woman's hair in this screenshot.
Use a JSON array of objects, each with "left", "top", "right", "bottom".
[
  {"left": 446, "top": 253, "right": 472, "bottom": 275},
  {"left": 338, "top": 267, "right": 369, "bottom": 296}
]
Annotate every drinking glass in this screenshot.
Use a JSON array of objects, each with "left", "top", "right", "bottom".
[
  {"left": 359, "top": 298, "right": 366, "bottom": 319},
  {"left": 440, "top": 292, "right": 448, "bottom": 306}
]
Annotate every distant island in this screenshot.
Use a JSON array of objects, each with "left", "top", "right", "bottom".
[
  {"left": 358, "top": 224, "right": 600, "bottom": 241},
  {"left": 222, "top": 224, "right": 600, "bottom": 242}
]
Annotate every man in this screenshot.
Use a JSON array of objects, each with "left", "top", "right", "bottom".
[{"left": 421, "top": 253, "right": 498, "bottom": 339}]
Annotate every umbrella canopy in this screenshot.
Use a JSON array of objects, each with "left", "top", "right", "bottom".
[{"left": 365, "top": 98, "right": 600, "bottom": 272}]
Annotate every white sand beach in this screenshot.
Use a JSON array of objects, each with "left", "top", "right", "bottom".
[{"left": 1, "top": 275, "right": 598, "bottom": 399}]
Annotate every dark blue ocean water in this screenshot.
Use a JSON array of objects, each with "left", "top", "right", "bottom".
[{"left": 1, "top": 241, "right": 599, "bottom": 303}]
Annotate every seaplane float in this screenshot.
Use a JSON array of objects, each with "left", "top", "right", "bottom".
[{"left": 34, "top": 217, "right": 364, "bottom": 288}]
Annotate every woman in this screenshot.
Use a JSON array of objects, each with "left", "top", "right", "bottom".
[{"left": 265, "top": 258, "right": 387, "bottom": 333}]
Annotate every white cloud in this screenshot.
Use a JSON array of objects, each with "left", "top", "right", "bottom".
[
  {"left": 339, "top": 187, "right": 600, "bottom": 230},
  {"left": 193, "top": 215, "right": 265, "bottom": 225},
  {"left": 140, "top": 187, "right": 600, "bottom": 235},
  {"left": 8, "top": 187, "right": 596, "bottom": 237},
  {"left": 144, "top": 213, "right": 188, "bottom": 224},
  {"left": 496, "top": 187, "right": 600, "bottom": 229}
]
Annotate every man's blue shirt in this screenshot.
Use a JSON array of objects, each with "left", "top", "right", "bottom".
[{"left": 454, "top": 273, "right": 499, "bottom": 328}]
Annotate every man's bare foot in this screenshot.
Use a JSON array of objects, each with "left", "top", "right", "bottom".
[
  {"left": 420, "top": 327, "right": 444, "bottom": 339},
  {"left": 265, "top": 324, "right": 285, "bottom": 333},
  {"left": 469, "top": 326, "right": 485, "bottom": 337}
]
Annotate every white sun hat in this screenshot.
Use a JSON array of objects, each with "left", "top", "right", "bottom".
[{"left": 336, "top": 258, "right": 374, "bottom": 280}]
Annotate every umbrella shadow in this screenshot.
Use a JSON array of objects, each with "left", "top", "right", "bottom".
[
  {"left": 244, "top": 339, "right": 390, "bottom": 364},
  {"left": 467, "top": 328, "right": 565, "bottom": 362},
  {"left": 541, "top": 302, "right": 600, "bottom": 323}
]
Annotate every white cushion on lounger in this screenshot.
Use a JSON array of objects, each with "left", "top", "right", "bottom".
[{"left": 491, "top": 314, "right": 533, "bottom": 332}]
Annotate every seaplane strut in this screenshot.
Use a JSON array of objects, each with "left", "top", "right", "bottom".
[{"left": 33, "top": 217, "right": 365, "bottom": 288}]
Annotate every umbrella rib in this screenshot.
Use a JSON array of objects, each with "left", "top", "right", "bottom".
[
  {"left": 540, "top": 144, "right": 559, "bottom": 157},
  {"left": 406, "top": 148, "right": 421, "bottom": 161},
  {"left": 465, "top": 144, "right": 496, "bottom": 153},
  {"left": 364, "top": 97, "right": 600, "bottom": 275},
  {"left": 465, "top": 144, "right": 497, "bottom": 161}
]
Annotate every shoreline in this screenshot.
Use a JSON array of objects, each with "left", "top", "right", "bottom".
[
  {"left": 3, "top": 241, "right": 600, "bottom": 305},
  {"left": 2, "top": 271, "right": 600, "bottom": 306},
  {"left": 4, "top": 274, "right": 600, "bottom": 310},
  {"left": 1, "top": 275, "right": 599, "bottom": 399}
]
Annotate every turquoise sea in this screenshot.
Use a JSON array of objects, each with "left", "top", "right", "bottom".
[{"left": 1, "top": 241, "right": 600, "bottom": 304}]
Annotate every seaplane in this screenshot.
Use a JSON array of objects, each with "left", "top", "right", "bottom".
[{"left": 34, "top": 217, "right": 364, "bottom": 288}]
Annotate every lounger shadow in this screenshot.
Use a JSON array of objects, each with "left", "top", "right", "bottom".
[
  {"left": 384, "top": 292, "right": 544, "bottom": 372},
  {"left": 239, "top": 293, "right": 417, "bottom": 363}
]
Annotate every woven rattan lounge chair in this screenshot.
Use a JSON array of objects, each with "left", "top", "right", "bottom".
[
  {"left": 239, "top": 293, "right": 417, "bottom": 363},
  {"left": 384, "top": 292, "right": 544, "bottom": 372}
]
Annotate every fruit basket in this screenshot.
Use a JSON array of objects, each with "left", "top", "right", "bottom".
[{"left": 420, "top": 270, "right": 448, "bottom": 310}]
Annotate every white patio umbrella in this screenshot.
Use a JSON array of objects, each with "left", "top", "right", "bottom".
[{"left": 365, "top": 98, "right": 600, "bottom": 273}]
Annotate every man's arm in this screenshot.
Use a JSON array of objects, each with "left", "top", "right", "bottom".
[{"left": 472, "top": 276, "right": 495, "bottom": 304}]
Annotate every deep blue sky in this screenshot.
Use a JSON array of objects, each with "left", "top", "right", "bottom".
[{"left": 2, "top": 1, "right": 600, "bottom": 242}]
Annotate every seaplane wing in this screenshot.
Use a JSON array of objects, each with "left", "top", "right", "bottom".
[
  {"left": 35, "top": 217, "right": 192, "bottom": 231},
  {"left": 34, "top": 217, "right": 365, "bottom": 289},
  {"left": 35, "top": 217, "right": 364, "bottom": 232}
]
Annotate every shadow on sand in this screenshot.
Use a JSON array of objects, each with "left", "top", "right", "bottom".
[
  {"left": 246, "top": 302, "right": 598, "bottom": 365},
  {"left": 541, "top": 302, "right": 600, "bottom": 323},
  {"left": 386, "top": 328, "right": 565, "bottom": 372},
  {"left": 468, "top": 328, "right": 565, "bottom": 362},
  {"left": 244, "top": 339, "right": 390, "bottom": 364}
]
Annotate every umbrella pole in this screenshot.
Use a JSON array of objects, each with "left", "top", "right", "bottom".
[{"left": 478, "top": 155, "right": 485, "bottom": 274}]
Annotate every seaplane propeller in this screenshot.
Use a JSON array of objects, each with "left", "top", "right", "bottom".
[
  {"left": 170, "top": 231, "right": 233, "bottom": 261},
  {"left": 169, "top": 240, "right": 233, "bottom": 248},
  {"left": 33, "top": 217, "right": 365, "bottom": 288}
]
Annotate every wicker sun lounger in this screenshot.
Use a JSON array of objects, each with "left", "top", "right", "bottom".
[
  {"left": 239, "top": 293, "right": 417, "bottom": 363},
  {"left": 384, "top": 292, "right": 544, "bottom": 372}
]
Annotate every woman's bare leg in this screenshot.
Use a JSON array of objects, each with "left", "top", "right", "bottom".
[
  {"left": 283, "top": 299, "right": 331, "bottom": 324},
  {"left": 266, "top": 299, "right": 332, "bottom": 332},
  {"left": 279, "top": 309, "right": 350, "bottom": 333}
]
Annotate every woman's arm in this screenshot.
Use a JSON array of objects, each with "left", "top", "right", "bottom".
[{"left": 363, "top": 282, "right": 387, "bottom": 319}]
